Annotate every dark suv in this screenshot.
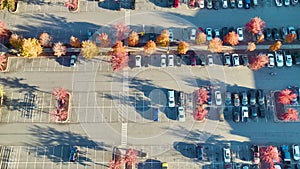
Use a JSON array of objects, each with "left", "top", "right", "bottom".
[
  {"left": 222, "top": 27, "right": 229, "bottom": 40},
  {"left": 257, "top": 89, "right": 265, "bottom": 105},
  {"left": 272, "top": 28, "right": 280, "bottom": 41}
]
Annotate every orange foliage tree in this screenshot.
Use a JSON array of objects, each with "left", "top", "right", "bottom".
[
  {"left": 177, "top": 41, "right": 189, "bottom": 54},
  {"left": 245, "top": 17, "right": 266, "bottom": 34},
  {"left": 285, "top": 34, "right": 296, "bottom": 43},
  {"left": 249, "top": 53, "right": 269, "bottom": 70},
  {"left": 256, "top": 34, "right": 265, "bottom": 43},
  {"left": 193, "top": 105, "right": 208, "bottom": 121},
  {"left": 224, "top": 32, "right": 239, "bottom": 46},
  {"left": 278, "top": 89, "right": 297, "bottom": 105},
  {"left": 261, "top": 146, "right": 281, "bottom": 169},
  {"left": 113, "top": 22, "right": 130, "bottom": 41},
  {"left": 98, "top": 33, "right": 111, "bottom": 47},
  {"left": 39, "top": 32, "right": 53, "bottom": 47},
  {"left": 111, "top": 41, "right": 128, "bottom": 71},
  {"left": 0, "top": 53, "right": 8, "bottom": 71},
  {"left": 269, "top": 41, "right": 282, "bottom": 52},
  {"left": 52, "top": 42, "right": 66, "bottom": 57},
  {"left": 208, "top": 38, "right": 223, "bottom": 53},
  {"left": 156, "top": 29, "right": 170, "bottom": 47},
  {"left": 0, "top": 20, "right": 10, "bottom": 38},
  {"left": 247, "top": 42, "right": 256, "bottom": 51},
  {"left": 195, "top": 32, "right": 207, "bottom": 45},
  {"left": 127, "top": 31, "right": 139, "bottom": 47},
  {"left": 70, "top": 36, "right": 81, "bottom": 48},
  {"left": 9, "top": 34, "right": 22, "bottom": 50},
  {"left": 280, "top": 108, "right": 299, "bottom": 121},
  {"left": 21, "top": 38, "right": 43, "bottom": 58},
  {"left": 144, "top": 40, "right": 156, "bottom": 55}
]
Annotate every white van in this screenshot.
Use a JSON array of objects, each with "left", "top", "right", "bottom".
[
  {"left": 135, "top": 55, "right": 141, "bottom": 68},
  {"left": 168, "top": 55, "right": 174, "bottom": 67},
  {"left": 168, "top": 90, "right": 175, "bottom": 107}
]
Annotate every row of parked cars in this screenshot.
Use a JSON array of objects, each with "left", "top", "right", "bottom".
[
  {"left": 275, "top": 0, "right": 298, "bottom": 6},
  {"left": 263, "top": 26, "right": 300, "bottom": 41},
  {"left": 188, "top": 0, "right": 258, "bottom": 9}
]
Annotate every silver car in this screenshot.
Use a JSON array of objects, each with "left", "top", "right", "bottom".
[
  {"left": 275, "top": 0, "right": 283, "bottom": 6},
  {"left": 161, "top": 55, "right": 167, "bottom": 67},
  {"left": 135, "top": 55, "right": 142, "bottom": 68}
]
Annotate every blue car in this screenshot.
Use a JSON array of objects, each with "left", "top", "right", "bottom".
[
  {"left": 196, "top": 145, "right": 203, "bottom": 160},
  {"left": 70, "top": 55, "right": 76, "bottom": 67},
  {"left": 69, "top": 147, "right": 79, "bottom": 162}
]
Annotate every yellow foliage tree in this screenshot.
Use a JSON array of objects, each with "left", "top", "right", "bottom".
[
  {"left": 39, "top": 32, "right": 53, "bottom": 47},
  {"left": 177, "top": 41, "right": 189, "bottom": 54},
  {"left": 269, "top": 41, "right": 282, "bottom": 52},
  {"left": 128, "top": 31, "right": 139, "bottom": 47},
  {"left": 9, "top": 34, "right": 22, "bottom": 50},
  {"left": 195, "top": 32, "right": 207, "bottom": 45},
  {"left": 247, "top": 42, "right": 256, "bottom": 51},
  {"left": 52, "top": 42, "right": 66, "bottom": 57},
  {"left": 81, "top": 41, "right": 99, "bottom": 59},
  {"left": 256, "top": 34, "right": 264, "bottom": 43},
  {"left": 156, "top": 30, "right": 170, "bottom": 47},
  {"left": 144, "top": 40, "right": 157, "bottom": 55},
  {"left": 285, "top": 34, "right": 296, "bottom": 43},
  {"left": 21, "top": 38, "right": 43, "bottom": 58},
  {"left": 70, "top": 36, "right": 81, "bottom": 48},
  {"left": 208, "top": 38, "right": 223, "bottom": 53}
]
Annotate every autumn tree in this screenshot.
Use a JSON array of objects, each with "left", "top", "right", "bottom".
[
  {"left": 0, "top": 20, "right": 10, "bottom": 38},
  {"left": 280, "top": 108, "right": 299, "bottom": 121},
  {"left": 9, "top": 34, "right": 22, "bottom": 50},
  {"left": 208, "top": 38, "right": 223, "bottom": 53},
  {"left": 195, "top": 32, "right": 207, "bottom": 45},
  {"left": 124, "top": 148, "right": 138, "bottom": 169},
  {"left": 98, "top": 33, "right": 111, "bottom": 47},
  {"left": 247, "top": 42, "right": 256, "bottom": 51},
  {"left": 193, "top": 105, "right": 208, "bottom": 121},
  {"left": 0, "top": 53, "right": 8, "bottom": 71},
  {"left": 52, "top": 42, "right": 66, "bottom": 57},
  {"left": 196, "top": 88, "right": 210, "bottom": 105},
  {"left": 127, "top": 31, "right": 139, "bottom": 47},
  {"left": 249, "top": 53, "right": 269, "bottom": 70},
  {"left": 39, "top": 32, "right": 53, "bottom": 47},
  {"left": 261, "top": 146, "right": 281, "bottom": 169},
  {"left": 81, "top": 41, "right": 99, "bottom": 59},
  {"left": 70, "top": 36, "right": 81, "bottom": 48},
  {"left": 269, "top": 41, "right": 282, "bottom": 52},
  {"left": 51, "top": 88, "right": 69, "bottom": 122},
  {"left": 245, "top": 17, "right": 266, "bottom": 34},
  {"left": 285, "top": 34, "right": 296, "bottom": 43},
  {"left": 113, "top": 22, "right": 130, "bottom": 41},
  {"left": 144, "top": 40, "right": 156, "bottom": 55},
  {"left": 109, "top": 160, "right": 122, "bottom": 169},
  {"left": 177, "top": 41, "right": 189, "bottom": 54},
  {"left": 111, "top": 41, "right": 128, "bottom": 71},
  {"left": 256, "top": 34, "right": 264, "bottom": 43},
  {"left": 224, "top": 32, "right": 239, "bottom": 46},
  {"left": 21, "top": 38, "right": 43, "bottom": 58},
  {"left": 278, "top": 89, "right": 297, "bottom": 105},
  {"left": 156, "top": 29, "right": 170, "bottom": 47}
]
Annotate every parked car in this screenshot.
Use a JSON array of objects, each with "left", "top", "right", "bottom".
[
  {"left": 241, "top": 91, "right": 248, "bottom": 106},
  {"left": 245, "top": 0, "right": 250, "bottom": 8},
  {"left": 207, "top": 0, "right": 213, "bottom": 8},
  {"left": 190, "top": 29, "right": 196, "bottom": 41},
  {"left": 162, "top": 162, "right": 168, "bottom": 169},
  {"left": 191, "top": 56, "right": 196, "bottom": 66},
  {"left": 70, "top": 55, "right": 77, "bottom": 67},
  {"left": 251, "top": 106, "right": 258, "bottom": 119},
  {"left": 287, "top": 86, "right": 298, "bottom": 105},
  {"left": 257, "top": 89, "right": 265, "bottom": 105},
  {"left": 215, "top": 90, "right": 222, "bottom": 106},
  {"left": 293, "top": 145, "right": 300, "bottom": 161},
  {"left": 200, "top": 0, "right": 205, "bottom": 8},
  {"left": 237, "top": 0, "right": 243, "bottom": 7},
  {"left": 222, "top": 0, "right": 228, "bottom": 8},
  {"left": 234, "top": 93, "right": 240, "bottom": 107},
  {"left": 268, "top": 53, "right": 275, "bottom": 68},
  {"left": 178, "top": 106, "right": 185, "bottom": 122},
  {"left": 252, "top": 145, "right": 260, "bottom": 164},
  {"left": 169, "top": 29, "right": 174, "bottom": 42},
  {"left": 174, "top": 0, "right": 179, "bottom": 8},
  {"left": 297, "top": 29, "right": 300, "bottom": 40},
  {"left": 233, "top": 106, "right": 240, "bottom": 122},
  {"left": 284, "top": 0, "right": 290, "bottom": 5},
  {"left": 153, "top": 107, "right": 159, "bottom": 121},
  {"left": 275, "top": 0, "right": 283, "bottom": 6},
  {"left": 287, "top": 26, "right": 296, "bottom": 35},
  {"left": 223, "top": 148, "right": 231, "bottom": 163},
  {"left": 284, "top": 51, "right": 293, "bottom": 67},
  {"left": 272, "top": 28, "right": 280, "bottom": 41},
  {"left": 281, "top": 27, "right": 288, "bottom": 39},
  {"left": 258, "top": 105, "right": 265, "bottom": 118},
  {"left": 241, "top": 106, "right": 249, "bottom": 122},
  {"left": 168, "top": 55, "right": 174, "bottom": 67},
  {"left": 199, "top": 55, "right": 206, "bottom": 66},
  {"left": 168, "top": 90, "right": 175, "bottom": 107},
  {"left": 222, "top": 27, "right": 229, "bottom": 40},
  {"left": 208, "top": 55, "right": 213, "bottom": 66},
  {"left": 291, "top": 0, "right": 298, "bottom": 5},
  {"left": 214, "top": 29, "right": 220, "bottom": 38},
  {"left": 225, "top": 92, "right": 232, "bottom": 105},
  {"left": 230, "top": 0, "right": 236, "bottom": 7},
  {"left": 135, "top": 55, "right": 142, "bottom": 68},
  {"left": 264, "top": 28, "right": 272, "bottom": 41},
  {"left": 224, "top": 53, "right": 231, "bottom": 66},
  {"left": 241, "top": 55, "right": 249, "bottom": 66},
  {"left": 282, "top": 145, "right": 292, "bottom": 164},
  {"left": 232, "top": 54, "right": 240, "bottom": 66},
  {"left": 237, "top": 28, "right": 244, "bottom": 41},
  {"left": 206, "top": 28, "right": 213, "bottom": 41},
  {"left": 207, "top": 91, "right": 212, "bottom": 105},
  {"left": 249, "top": 89, "right": 256, "bottom": 106},
  {"left": 196, "top": 145, "right": 204, "bottom": 160},
  {"left": 161, "top": 55, "right": 167, "bottom": 67},
  {"left": 275, "top": 50, "right": 284, "bottom": 67},
  {"left": 176, "top": 56, "right": 181, "bottom": 66},
  {"left": 69, "top": 147, "right": 79, "bottom": 162},
  {"left": 252, "top": 0, "right": 258, "bottom": 6},
  {"left": 213, "top": 0, "right": 220, "bottom": 9}
]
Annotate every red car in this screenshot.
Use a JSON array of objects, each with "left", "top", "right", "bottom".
[
  {"left": 174, "top": 0, "right": 179, "bottom": 8},
  {"left": 191, "top": 57, "right": 196, "bottom": 66}
]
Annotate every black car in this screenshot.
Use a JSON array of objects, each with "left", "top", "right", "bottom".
[
  {"left": 199, "top": 55, "right": 206, "bottom": 66},
  {"left": 272, "top": 28, "right": 280, "bottom": 41},
  {"left": 233, "top": 107, "right": 240, "bottom": 122},
  {"left": 251, "top": 106, "right": 258, "bottom": 119},
  {"left": 229, "top": 27, "right": 235, "bottom": 33},
  {"left": 222, "top": 27, "right": 229, "bottom": 40},
  {"left": 196, "top": 145, "right": 203, "bottom": 160},
  {"left": 178, "top": 91, "right": 184, "bottom": 106},
  {"left": 241, "top": 55, "right": 249, "bottom": 66},
  {"left": 257, "top": 89, "right": 265, "bottom": 105},
  {"left": 245, "top": 0, "right": 250, "bottom": 8},
  {"left": 258, "top": 106, "right": 265, "bottom": 118},
  {"left": 264, "top": 28, "right": 272, "bottom": 41},
  {"left": 249, "top": 89, "right": 256, "bottom": 106},
  {"left": 176, "top": 56, "right": 182, "bottom": 66},
  {"left": 296, "top": 29, "right": 300, "bottom": 40},
  {"left": 213, "top": 0, "right": 220, "bottom": 9}
]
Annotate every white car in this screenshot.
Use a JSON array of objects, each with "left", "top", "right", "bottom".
[
  {"left": 168, "top": 55, "right": 174, "bottom": 67},
  {"left": 215, "top": 91, "right": 222, "bottom": 106},
  {"left": 206, "top": 28, "right": 213, "bottom": 41},
  {"left": 222, "top": 0, "right": 228, "bottom": 8},
  {"left": 190, "top": 29, "right": 196, "bottom": 41},
  {"left": 200, "top": 0, "right": 205, "bottom": 8},
  {"left": 285, "top": 53, "right": 292, "bottom": 67},
  {"left": 284, "top": 0, "right": 290, "bottom": 5},
  {"left": 237, "top": 28, "right": 244, "bottom": 41},
  {"left": 135, "top": 55, "right": 142, "bottom": 68},
  {"left": 275, "top": 0, "right": 283, "bottom": 6},
  {"left": 241, "top": 106, "right": 249, "bottom": 122},
  {"left": 237, "top": 0, "right": 243, "bottom": 8},
  {"left": 223, "top": 148, "right": 231, "bottom": 163},
  {"left": 168, "top": 90, "right": 175, "bottom": 107},
  {"left": 275, "top": 50, "right": 284, "bottom": 67},
  {"left": 208, "top": 55, "right": 213, "bottom": 66},
  {"left": 232, "top": 54, "right": 240, "bottom": 66},
  {"left": 293, "top": 144, "right": 300, "bottom": 161},
  {"left": 178, "top": 106, "right": 185, "bottom": 122},
  {"left": 161, "top": 55, "right": 167, "bottom": 67},
  {"left": 267, "top": 53, "right": 275, "bottom": 68}
]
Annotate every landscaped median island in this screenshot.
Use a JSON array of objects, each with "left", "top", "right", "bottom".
[{"left": 51, "top": 88, "right": 71, "bottom": 122}]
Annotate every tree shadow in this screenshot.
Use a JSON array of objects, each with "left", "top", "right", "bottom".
[
  {"left": 0, "top": 77, "right": 39, "bottom": 93},
  {"left": 138, "top": 159, "right": 162, "bottom": 169}
]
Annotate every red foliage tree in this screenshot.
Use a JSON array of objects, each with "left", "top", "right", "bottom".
[
  {"left": 245, "top": 17, "right": 266, "bottom": 34},
  {"left": 109, "top": 160, "right": 122, "bottom": 169},
  {"left": 52, "top": 88, "right": 68, "bottom": 105},
  {"left": 196, "top": 88, "right": 210, "bottom": 105},
  {"left": 124, "top": 148, "right": 138, "bottom": 169},
  {"left": 278, "top": 89, "right": 297, "bottom": 105},
  {"left": 0, "top": 53, "right": 8, "bottom": 71},
  {"left": 280, "top": 108, "right": 299, "bottom": 121},
  {"left": 113, "top": 22, "right": 130, "bottom": 41},
  {"left": 64, "top": 0, "right": 78, "bottom": 10},
  {"left": 111, "top": 41, "right": 129, "bottom": 71},
  {"left": 249, "top": 53, "right": 269, "bottom": 70},
  {"left": 261, "top": 146, "right": 281, "bottom": 169},
  {"left": 50, "top": 108, "right": 68, "bottom": 122},
  {"left": 0, "top": 20, "right": 10, "bottom": 38},
  {"left": 193, "top": 106, "right": 208, "bottom": 121}
]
